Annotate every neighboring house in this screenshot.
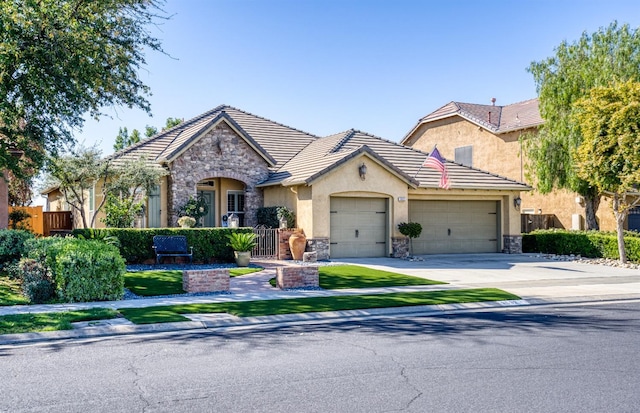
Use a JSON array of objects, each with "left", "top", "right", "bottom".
[
  {"left": 44, "top": 105, "right": 530, "bottom": 259},
  {"left": 401, "top": 98, "right": 639, "bottom": 232}
]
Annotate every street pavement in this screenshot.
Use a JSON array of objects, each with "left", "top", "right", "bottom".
[{"left": 1, "top": 253, "right": 638, "bottom": 345}]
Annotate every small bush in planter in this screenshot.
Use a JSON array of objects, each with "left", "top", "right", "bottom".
[
  {"left": 178, "top": 216, "right": 196, "bottom": 228},
  {"left": 398, "top": 222, "right": 423, "bottom": 256}
]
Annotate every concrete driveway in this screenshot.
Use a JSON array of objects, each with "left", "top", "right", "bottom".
[{"left": 338, "top": 253, "right": 640, "bottom": 304}]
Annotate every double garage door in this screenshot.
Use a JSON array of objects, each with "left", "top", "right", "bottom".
[
  {"left": 330, "top": 197, "right": 388, "bottom": 258},
  {"left": 409, "top": 200, "right": 500, "bottom": 254},
  {"left": 329, "top": 198, "right": 500, "bottom": 258}
]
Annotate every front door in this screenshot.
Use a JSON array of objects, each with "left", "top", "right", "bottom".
[{"left": 198, "top": 190, "right": 216, "bottom": 227}]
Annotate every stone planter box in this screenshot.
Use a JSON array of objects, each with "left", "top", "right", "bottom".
[{"left": 182, "top": 269, "right": 230, "bottom": 293}]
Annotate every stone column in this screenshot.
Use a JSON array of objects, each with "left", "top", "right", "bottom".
[{"left": 502, "top": 235, "right": 523, "bottom": 254}]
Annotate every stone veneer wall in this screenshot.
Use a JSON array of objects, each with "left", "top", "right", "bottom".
[
  {"left": 502, "top": 235, "right": 523, "bottom": 254},
  {"left": 306, "top": 237, "right": 329, "bottom": 261},
  {"left": 391, "top": 237, "right": 409, "bottom": 258},
  {"left": 169, "top": 122, "right": 270, "bottom": 227}
]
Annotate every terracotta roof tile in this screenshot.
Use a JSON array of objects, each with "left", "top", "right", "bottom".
[{"left": 405, "top": 98, "right": 543, "bottom": 143}]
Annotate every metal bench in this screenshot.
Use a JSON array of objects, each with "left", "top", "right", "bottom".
[{"left": 152, "top": 235, "right": 193, "bottom": 264}]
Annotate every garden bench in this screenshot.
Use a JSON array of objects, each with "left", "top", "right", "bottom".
[{"left": 152, "top": 235, "right": 193, "bottom": 264}]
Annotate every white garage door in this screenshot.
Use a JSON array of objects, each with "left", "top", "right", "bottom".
[
  {"left": 330, "top": 197, "right": 388, "bottom": 258},
  {"left": 409, "top": 200, "right": 499, "bottom": 254}
]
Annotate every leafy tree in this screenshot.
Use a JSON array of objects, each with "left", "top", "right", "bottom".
[
  {"left": 163, "top": 117, "right": 183, "bottom": 130},
  {"left": 114, "top": 127, "right": 143, "bottom": 151},
  {"left": 46, "top": 147, "right": 166, "bottom": 229},
  {"left": 571, "top": 80, "right": 640, "bottom": 263},
  {"left": 0, "top": 0, "right": 167, "bottom": 177},
  {"left": 47, "top": 147, "right": 111, "bottom": 229},
  {"left": 144, "top": 125, "right": 158, "bottom": 138},
  {"left": 102, "top": 156, "right": 167, "bottom": 228},
  {"left": 115, "top": 117, "right": 182, "bottom": 150},
  {"left": 526, "top": 21, "right": 640, "bottom": 229}
]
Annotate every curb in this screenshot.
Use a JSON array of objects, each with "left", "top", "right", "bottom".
[{"left": 0, "top": 299, "right": 530, "bottom": 345}]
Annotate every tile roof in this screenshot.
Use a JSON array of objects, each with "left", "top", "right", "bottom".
[
  {"left": 402, "top": 98, "right": 543, "bottom": 143},
  {"left": 108, "top": 105, "right": 318, "bottom": 167},
  {"left": 107, "top": 104, "right": 529, "bottom": 191},
  {"left": 260, "top": 129, "right": 529, "bottom": 191}
]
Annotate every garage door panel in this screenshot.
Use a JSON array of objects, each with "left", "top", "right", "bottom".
[
  {"left": 409, "top": 200, "right": 499, "bottom": 254},
  {"left": 330, "top": 197, "right": 387, "bottom": 258}
]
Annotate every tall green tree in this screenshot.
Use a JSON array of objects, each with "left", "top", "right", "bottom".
[
  {"left": 0, "top": 0, "right": 167, "bottom": 177},
  {"left": 114, "top": 117, "right": 182, "bottom": 150},
  {"left": 163, "top": 117, "right": 183, "bottom": 130},
  {"left": 113, "top": 127, "right": 142, "bottom": 151},
  {"left": 572, "top": 81, "right": 640, "bottom": 263},
  {"left": 527, "top": 21, "right": 640, "bottom": 229}
]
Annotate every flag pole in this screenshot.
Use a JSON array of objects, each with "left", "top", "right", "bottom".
[{"left": 413, "top": 144, "right": 438, "bottom": 179}]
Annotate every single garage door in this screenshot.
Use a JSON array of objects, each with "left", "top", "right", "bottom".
[
  {"left": 409, "top": 200, "right": 499, "bottom": 254},
  {"left": 330, "top": 197, "right": 388, "bottom": 258}
]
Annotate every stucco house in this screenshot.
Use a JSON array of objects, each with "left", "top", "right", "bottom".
[
  {"left": 45, "top": 105, "right": 530, "bottom": 258},
  {"left": 401, "top": 98, "right": 640, "bottom": 232}
]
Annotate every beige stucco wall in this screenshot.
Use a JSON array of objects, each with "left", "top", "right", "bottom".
[
  {"left": 304, "top": 154, "right": 410, "bottom": 248},
  {"left": 405, "top": 117, "right": 619, "bottom": 231}
]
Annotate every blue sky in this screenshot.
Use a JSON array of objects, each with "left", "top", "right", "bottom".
[{"left": 78, "top": 0, "right": 640, "bottom": 155}]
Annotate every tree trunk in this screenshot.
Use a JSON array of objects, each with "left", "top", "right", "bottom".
[
  {"left": 583, "top": 192, "right": 601, "bottom": 230},
  {"left": 612, "top": 194, "right": 627, "bottom": 264}
]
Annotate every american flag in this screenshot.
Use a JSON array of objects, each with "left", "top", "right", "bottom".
[{"left": 423, "top": 147, "right": 451, "bottom": 189}]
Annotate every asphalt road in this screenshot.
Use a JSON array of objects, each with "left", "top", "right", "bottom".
[{"left": 1, "top": 301, "right": 639, "bottom": 413}]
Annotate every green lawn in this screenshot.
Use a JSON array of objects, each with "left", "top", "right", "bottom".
[
  {"left": 0, "top": 308, "right": 119, "bottom": 335},
  {"left": 119, "top": 288, "right": 520, "bottom": 324},
  {"left": 318, "top": 265, "right": 444, "bottom": 289},
  {"left": 124, "top": 267, "right": 263, "bottom": 296},
  {"left": 0, "top": 276, "right": 29, "bottom": 306}
]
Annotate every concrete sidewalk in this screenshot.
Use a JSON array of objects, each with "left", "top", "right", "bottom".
[{"left": 1, "top": 254, "right": 638, "bottom": 345}]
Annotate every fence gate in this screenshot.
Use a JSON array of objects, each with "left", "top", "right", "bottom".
[{"left": 252, "top": 227, "right": 278, "bottom": 259}]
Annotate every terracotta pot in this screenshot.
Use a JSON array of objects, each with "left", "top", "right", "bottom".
[
  {"left": 234, "top": 251, "right": 251, "bottom": 267},
  {"left": 289, "top": 231, "right": 307, "bottom": 261}
]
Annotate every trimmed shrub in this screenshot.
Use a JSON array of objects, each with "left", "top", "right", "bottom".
[
  {"left": 257, "top": 206, "right": 295, "bottom": 228},
  {"left": 26, "top": 237, "right": 126, "bottom": 302},
  {"left": 54, "top": 240, "right": 125, "bottom": 302},
  {"left": 0, "top": 229, "right": 35, "bottom": 269},
  {"left": 257, "top": 206, "right": 279, "bottom": 228},
  {"left": 19, "top": 258, "right": 55, "bottom": 304},
  {"left": 72, "top": 227, "right": 251, "bottom": 264},
  {"left": 523, "top": 229, "right": 640, "bottom": 263}
]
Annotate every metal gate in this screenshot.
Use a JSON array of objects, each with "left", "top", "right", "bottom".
[{"left": 252, "top": 227, "right": 278, "bottom": 259}]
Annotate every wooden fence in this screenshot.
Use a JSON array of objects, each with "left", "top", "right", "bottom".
[
  {"left": 7, "top": 206, "right": 73, "bottom": 236},
  {"left": 521, "top": 213, "right": 560, "bottom": 233}
]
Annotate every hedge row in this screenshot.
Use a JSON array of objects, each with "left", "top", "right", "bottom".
[
  {"left": 24, "top": 237, "right": 126, "bottom": 303},
  {"left": 72, "top": 227, "right": 254, "bottom": 264},
  {"left": 523, "top": 229, "right": 640, "bottom": 262}
]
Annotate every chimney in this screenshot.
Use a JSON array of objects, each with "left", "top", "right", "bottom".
[{"left": 491, "top": 97, "right": 496, "bottom": 106}]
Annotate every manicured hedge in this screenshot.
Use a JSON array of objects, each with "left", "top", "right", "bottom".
[
  {"left": 523, "top": 229, "right": 640, "bottom": 262},
  {"left": 72, "top": 227, "right": 254, "bottom": 264},
  {"left": 0, "top": 229, "right": 35, "bottom": 267},
  {"left": 25, "top": 237, "right": 126, "bottom": 302}
]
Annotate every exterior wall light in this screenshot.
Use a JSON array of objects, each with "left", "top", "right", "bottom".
[
  {"left": 513, "top": 196, "right": 522, "bottom": 210},
  {"left": 359, "top": 163, "right": 367, "bottom": 180}
]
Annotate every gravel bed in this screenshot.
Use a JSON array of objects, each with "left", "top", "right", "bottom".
[
  {"left": 122, "top": 288, "right": 231, "bottom": 301},
  {"left": 538, "top": 253, "right": 640, "bottom": 270}
]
